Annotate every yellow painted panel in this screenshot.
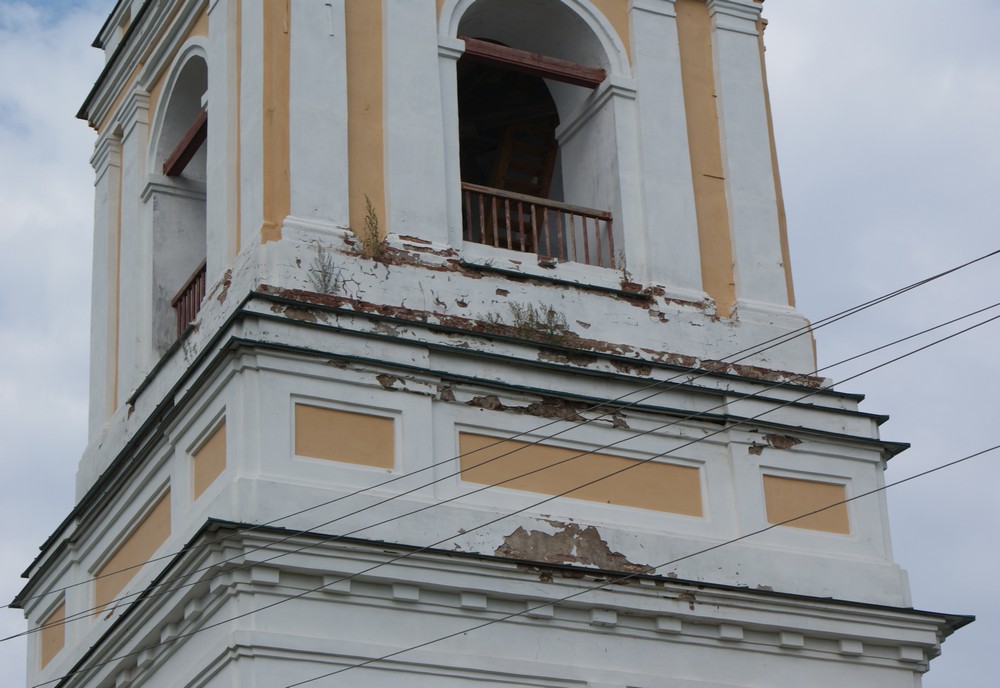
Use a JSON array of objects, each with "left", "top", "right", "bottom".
[
  {"left": 189, "top": 4, "right": 209, "bottom": 38},
  {"left": 756, "top": 18, "right": 796, "bottom": 308},
  {"left": 193, "top": 420, "right": 226, "bottom": 499},
  {"left": 261, "top": 0, "right": 291, "bottom": 242},
  {"left": 144, "top": 4, "right": 209, "bottom": 139},
  {"left": 295, "top": 404, "right": 395, "bottom": 469},
  {"left": 590, "top": 0, "right": 630, "bottom": 59},
  {"left": 95, "top": 489, "right": 172, "bottom": 614},
  {"left": 676, "top": 0, "right": 736, "bottom": 316},
  {"left": 436, "top": 0, "right": 630, "bottom": 61},
  {"left": 345, "top": 0, "right": 386, "bottom": 244},
  {"left": 763, "top": 475, "right": 850, "bottom": 534},
  {"left": 459, "top": 433, "right": 702, "bottom": 516},
  {"left": 39, "top": 602, "right": 65, "bottom": 669},
  {"left": 97, "top": 62, "right": 144, "bottom": 134}
]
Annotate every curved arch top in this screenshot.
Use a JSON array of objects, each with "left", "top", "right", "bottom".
[
  {"left": 439, "top": 0, "right": 632, "bottom": 78},
  {"left": 146, "top": 38, "right": 209, "bottom": 176}
]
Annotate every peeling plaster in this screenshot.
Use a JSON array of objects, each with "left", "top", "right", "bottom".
[
  {"left": 748, "top": 434, "right": 802, "bottom": 455},
  {"left": 496, "top": 522, "right": 655, "bottom": 574},
  {"left": 376, "top": 374, "right": 402, "bottom": 390},
  {"left": 259, "top": 281, "right": 823, "bottom": 387}
]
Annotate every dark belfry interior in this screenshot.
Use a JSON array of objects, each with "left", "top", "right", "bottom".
[
  {"left": 457, "top": 48, "right": 560, "bottom": 200},
  {"left": 456, "top": 38, "right": 614, "bottom": 267}
]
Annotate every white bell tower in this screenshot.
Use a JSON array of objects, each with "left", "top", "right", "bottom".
[{"left": 16, "top": 1, "right": 967, "bottom": 686}]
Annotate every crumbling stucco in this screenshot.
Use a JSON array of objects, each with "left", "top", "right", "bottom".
[
  {"left": 496, "top": 522, "right": 655, "bottom": 574},
  {"left": 748, "top": 434, "right": 802, "bottom": 455}
]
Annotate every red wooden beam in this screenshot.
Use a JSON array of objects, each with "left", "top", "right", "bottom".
[
  {"left": 163, "top": 109, "right": 208, "bottom": 177},
  {"left": 459, "top": 37, "right": 606, "bottom": 89}
]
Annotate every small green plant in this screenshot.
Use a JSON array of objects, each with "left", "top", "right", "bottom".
[
  {"left": 360, "top": 194, "right": 385, "bottom": 259},
  {"left": 508, "top": 302, "right": 569, "bottom": 344},
  {"left": 480, "top": 302, "right": 570, "bottom": 345},
  {"left": 307, "top": 243, "right": 343, "bottom": 295},
  {"left": 617, "top": 249, "right": 633, "bottom": 284},
  {"left": 481, "top": 311, "right": 505, "bottom": 330}
]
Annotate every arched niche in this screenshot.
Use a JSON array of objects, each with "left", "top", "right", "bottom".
[
  {"left": 145, "top": 46, "right": 209, "bottom": 354},
  {"left": 442, "top": 0, "right": 636, "bottom": 270}
]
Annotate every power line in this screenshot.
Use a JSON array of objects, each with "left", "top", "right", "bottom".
[
  {"left": 30, "top": 307, "right": 1000, "bottom": 687},
  {"left": 14, "top": 300, "right": 1000, "bottom": 641},
  {"left": 286, "top": 442, "right": 999, "bottom": 687},
  {"left": 9, "top": 249, "right": 997, "bottom": 615}
]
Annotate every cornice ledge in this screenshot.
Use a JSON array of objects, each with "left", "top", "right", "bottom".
[
  {"left": 438, "top": 35, "right": 466, "bottom": 60},
  {"left": 118, "top": 89, "right": 151, "bottom": 139},
  {"left": 629, "top": 0, "right": 678, "bottom": 19},
  {"left": 707, "top": 0, "right": 762, "bottom": 35},
  {"left": 91, "top": 132, "right": 123, "bottom": 173}
]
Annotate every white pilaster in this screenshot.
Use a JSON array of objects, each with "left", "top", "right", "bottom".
[
  {"left": 708, "top": 0, "right": 789, "bottom": 308},
  {"left": 629, "top": 0, "right": 705, "bottom": 297},
  {"left": 288, "top": 0, "right": 350, "bottom": 231},
  {"left": 237, "top": 0, "right": 264, "bottom": 246},
  {"left": 88, "top": 133, "right": 122, "bottom": 440},
  {"left": 438, "top": 36, "right": 465, "bottom": 246},
  {"left": 206, "top": 0, "right": 241, "bottom": 276},
  {"left": 116, "top": 89, "right": 153, "bottom": 402},
  {"left": 384, "top": 0, "right": 450, "bottom": 243}
]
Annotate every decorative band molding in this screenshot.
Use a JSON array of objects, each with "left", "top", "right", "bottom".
[
  {"left": 707, "top": 0, "right": 762, "bottom": 35},
  {"left": 630, "top": 0, "right": 678, "bottom": 19}
]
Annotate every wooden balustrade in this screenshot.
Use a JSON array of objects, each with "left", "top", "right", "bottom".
[
  {"left": 461, "top": 183, "right": 615, "bottom": 269},
  {"left": 171, "top": 259, "right": 207, "bottom": 337}
]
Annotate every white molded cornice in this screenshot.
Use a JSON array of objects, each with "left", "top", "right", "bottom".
[
  {"left": 438, "top": 36, "right": 465, "bottom": 61},
  {"left": 707, "top": 0, "right": 762, "bottom": 35},
  {"left": 629, "top": 0, "right": 678, "bottom": 19},
  {"left": 141, "top": 175, "right": 207, "bottom": 203},
  {"left": 91, "top": 132, "right": 123, "bottom": 174},
  {"left": 118, "top": 89, "right": 150, "bottom": 141}
]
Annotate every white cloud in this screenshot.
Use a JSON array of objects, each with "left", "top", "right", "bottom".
[
  {"left": 0, "top": 1, "right": 997, "bottom": 686},
  {"left": 766, "top": 2, "right": 1000, "bottom": 686},
  {"left": 0, "top": 2, "right": 104, "bottom": 685}
]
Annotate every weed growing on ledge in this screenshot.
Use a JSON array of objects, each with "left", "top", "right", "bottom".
[
  {"left": 307, "top": 243, "right": 344, "bottom": 295},
  {"left": 360, "top": 195, "right": 386, "bottom": 259},
  {"left": 482, "top": 302, "right": 570, "bottom": 345}
]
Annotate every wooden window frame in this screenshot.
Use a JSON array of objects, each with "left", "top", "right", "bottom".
[
  {"left": 163, "top": 109, "right": 208, "bottom": 177},
  {"left": 459, "top": 36, "right": 605, "bottom": 89}
]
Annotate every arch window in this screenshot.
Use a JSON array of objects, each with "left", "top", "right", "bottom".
[
  {"left": 449, "top": 0, "right": 632, "bottom": 271},
  {"left": 147, "top": 53, "right": 208, "bottom": 351}
]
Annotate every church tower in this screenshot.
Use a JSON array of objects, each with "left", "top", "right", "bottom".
[{"left": 16, "top": 1, "right": 967, "bottom": 686}]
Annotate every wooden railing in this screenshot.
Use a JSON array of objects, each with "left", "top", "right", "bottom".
[
  {"left": 461, "top": 182, "right": 615, "bottom": 269},
  {"left": 171, "top": 259, "right": 207, "bottom": 336}
]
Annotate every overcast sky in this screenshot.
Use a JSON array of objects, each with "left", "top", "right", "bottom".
[{"left": 1, "top": 1, "right": 997, "bottom": 686}]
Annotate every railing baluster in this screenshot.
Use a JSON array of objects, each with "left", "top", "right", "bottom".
[
  {"left": 460, "top": 183, "right": 612, "bottom": 269},
  {"left": 172, "top": 260, "right": 207, "bottom": 338},
  {"left": 557, "top": 209, "right": 565, "bottom": 262},
  {"left": 569, "top": 213, "right": 578, "bottom": 263},
  {"left": 543, "top": 207, "right": 552, "bottom": 259},
  {"left": 530, "top": 202, "right": 539, "bottom": 257},
  {"left": 478, "top": 192, "right": 486, "bottom": 244},
  {"left": 593, "top": 216, "right": 602, "bottom": 268},
  {"left": 490, "top": 196, "right": 500, "bottom": 248},
  {"left": 504, "top": 198, "right": 512, "bottom": 250},
  {"left": 518, "top": 200, "right": 526, "bottom": 252},
  {"left": 464, "top": 188, "right": 472, "bottom": 242},
  {"left": 606, "top": 218, "right": 615, "bottom": 269}
]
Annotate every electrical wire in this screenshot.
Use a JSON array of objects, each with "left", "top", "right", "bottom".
[
  {"left": 8, "top": 249, "right": 997, "bottom": 615},
  {"left": 286, "top": 442, "right": 1000, "bottom": 687},
  {"left": 29, "top": 307, "right": 1000, "bottom": 687},
  {"left": 13, "top": 300, "right": 1000, "bottom": 641}
]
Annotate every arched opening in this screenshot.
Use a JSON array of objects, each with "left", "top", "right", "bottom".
[
  {"left": 149, "top": 54, "right": 208, "bottom": 352},
  {"left": 452, "top": 0, "right": 622, "bottom": 268}
]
